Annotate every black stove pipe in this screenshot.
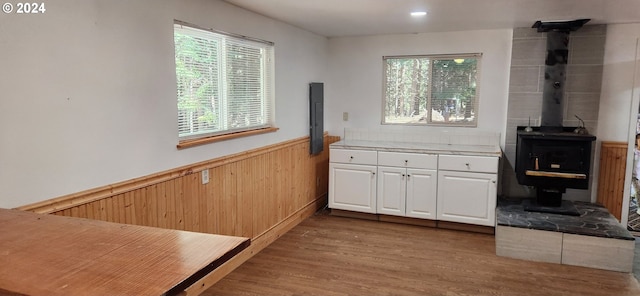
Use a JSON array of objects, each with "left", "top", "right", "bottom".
[
  {"left": 532, "top": 19, "right": 590, "bottom": 132},
  {"left": 541, "top": 31, "right": 569, "bottom": 131}
]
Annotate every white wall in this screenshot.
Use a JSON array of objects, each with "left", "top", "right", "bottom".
[
  {"left": 0, "top": 0, "right": 328, "bottom": 208},
  {"left": 593, "top": 23, "right": 640, "bottom": 222},
  {"left": 596, "top": 24, "right": 640, "bottom": 142},
  {"left": 325, "top": 29, "right": 513, "bottom": 144}
]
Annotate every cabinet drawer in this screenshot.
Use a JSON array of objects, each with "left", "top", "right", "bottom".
[
  {"left": 438, "top": 155, "right": 498, "bottom": 173},
  {"left": 330, "top": 149, "right": 377, "bottom": 165},
  {"left": 378, "top": 152, "right": 437, "bottom": 169}
]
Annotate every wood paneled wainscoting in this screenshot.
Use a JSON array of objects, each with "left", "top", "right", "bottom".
[
  {"left": 18, "top": 134, "right": 340, "bottom": 294},
  {"left": 597, "top": 141, "right": 628, "bottom": 221}
]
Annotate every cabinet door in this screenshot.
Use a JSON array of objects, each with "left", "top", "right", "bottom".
[
  {"left": 437, "top": 171, "right": 497, "bottom": 226},
  {"left": 329, "top": 163, "right": 377, "bottom": 213},
  {"left": 406, "top": 168, "right": 437, "bottom": 219},
  {"left": 377, "top": 166, "right": 406, "bottom": 216}
]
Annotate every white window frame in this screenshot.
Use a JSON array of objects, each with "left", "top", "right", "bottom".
[
  {"left": 382, "top": 53, "right": 481, "bottom": 127},
  {"left": 173, "top": 20, "right": 276, "bottom": 147}
]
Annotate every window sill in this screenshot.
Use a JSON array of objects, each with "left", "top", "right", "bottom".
[{"left": 177, "top": 127, "right": 279, "bottom": 149}]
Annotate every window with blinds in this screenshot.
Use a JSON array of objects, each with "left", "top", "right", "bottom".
[
  {"left": 173, "top": 21, "right": 275, "bottom": 141},
  {"left": 382, "top": 54, "right": 480, "bottom": 126}
]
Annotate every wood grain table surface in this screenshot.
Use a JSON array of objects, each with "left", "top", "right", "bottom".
[{"left": 0, "top": 208, "right": 249, "bottom": 296}]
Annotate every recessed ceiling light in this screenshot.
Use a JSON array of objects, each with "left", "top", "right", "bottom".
[{"left": 410, "top": 11, "right": 427, "bottom": 17}]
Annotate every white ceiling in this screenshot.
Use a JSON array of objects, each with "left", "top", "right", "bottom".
[{"left": 223, "top": 0, "right": 640, "bottom": 37}]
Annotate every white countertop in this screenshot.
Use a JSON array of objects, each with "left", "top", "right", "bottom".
[{"left": 330, "top": 140, "right": 502, "bottom": 157}]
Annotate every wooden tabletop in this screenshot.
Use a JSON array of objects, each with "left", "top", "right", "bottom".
[{"left": 0, "top": 208, "right": 249, "bottom": 296}]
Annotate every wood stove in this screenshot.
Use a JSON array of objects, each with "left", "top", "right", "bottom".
[
  {"left": 515, "top": 127, "right": 596, "bottom": 206},
  {"left": 514, "top": 19, "right": 596, "bottom": 207}
]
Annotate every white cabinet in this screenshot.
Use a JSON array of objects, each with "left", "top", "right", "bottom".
[
  {"left": 329, "top": 147, "right": 500, "bottom": 227},
  {"left": 329, "top": 149, "right": 377, "bottom": 213},
  {"left": 377, "top": 152, "right": 437, "bottom": 219},
  {"left": 437, "top": 155, "right": 498, "bottom": 226}
]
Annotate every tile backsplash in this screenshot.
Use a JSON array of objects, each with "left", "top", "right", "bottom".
[{"left": 343, "top": 128, "right": 500, "bottom": 147}]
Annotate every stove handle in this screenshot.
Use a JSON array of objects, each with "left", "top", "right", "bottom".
[{"left": 528, "top": 153, "right": 540, "bottom": 170}]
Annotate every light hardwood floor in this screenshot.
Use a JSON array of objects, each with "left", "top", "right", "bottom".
[{"left": 204, "top": 211, "right": 640, "bottom": 296}]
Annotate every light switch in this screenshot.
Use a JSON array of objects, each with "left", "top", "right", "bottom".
[
  {"left": 201, "top": 169, "right": 209, "bottom": 184},
  {"left": 343, "top": 112, "right": 349, "bottom": 121}
]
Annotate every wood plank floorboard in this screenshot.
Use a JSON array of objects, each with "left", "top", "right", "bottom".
[{"left": 204, "top": 211, "right": 640, "bottom": 296}]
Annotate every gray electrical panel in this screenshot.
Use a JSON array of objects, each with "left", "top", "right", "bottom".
[{"left": 309, "top": 82, "right": 324, "bottom": 155}]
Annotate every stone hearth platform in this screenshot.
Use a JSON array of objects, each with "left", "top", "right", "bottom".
[{"left": 496, "top": 198, "right": 635, "bottom": 272}]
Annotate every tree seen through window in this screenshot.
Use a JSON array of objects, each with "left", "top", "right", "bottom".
[{"left": 383, "top": 54, "right": 479, "bottom": 126}]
